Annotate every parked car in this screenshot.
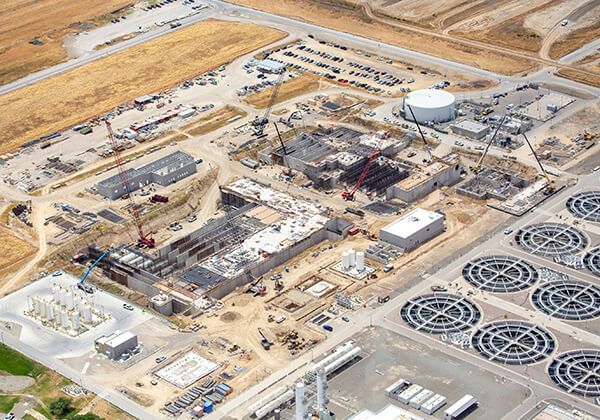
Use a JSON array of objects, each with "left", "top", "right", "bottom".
[
  {"left": 504, "top": 227, "right": 513, "bottom": 235},
  {"left": 323, "top": 325, "right": 333, "bottom": 331},
  {"left": 341, "top": 316, "right": 350, "bottom": 322},
  {"left": 155, "top": 356, "right": 166, "bottom": 363},
  {"left": 123, "top": 303, "right": 134, "bottom": 311},
  {"left": 188, "top": 216, "right": 197, "bottom": 223}
]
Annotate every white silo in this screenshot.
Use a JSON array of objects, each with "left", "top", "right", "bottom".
[
  {"left": 74, "top": 295, "right": 81, "bottom": 311},
  {"left": 356, "top": 252, "right": 365, "bottom": 271},
  {"left": 65, "top": 292, "right": 74, "bottom": 310},
  {"left": 78, "top": 298, "right": 86, "bottom": 315},
  {"left": 61, "top": 309, "right": 69, "bottom": 328},
  {"left": 46, "top": 302, "right": 54, "bottom": 322},
  {"left": 34, "top": 297, "right": 41, "bottom": 316},
  {"left": 83, "top": 304, "right": 92, "bottom": 323},
  {"left": 316, "top": 368, "right": 329, "bottom": 414},
  {"left": 341, "top": 252, "right": 350, "bottom": 270},
  {"left": 40, "top": 299, "right": 47, "bottom": 319},
  {"left": 71, "top": 313, "right": 80, "bottom": 331},
  {"left": 53, "top": 285, "right": 60, "bottom": 303},
  {"left": 59, "top": 288, "right": 67, "bottom": 306},
  {"left": 53, "top": 305, "right": 61, "bottom": 323},
  {"left": 295, "top": 380, "right": 308, "bottom": 420},
  {"left": 348, "top": 249, "right": 356, "bottom": 267},
  {"left": 28, "top": 296, "right": 35, "bottom": 313}
]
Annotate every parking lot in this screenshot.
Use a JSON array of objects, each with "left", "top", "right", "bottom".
[{"left": 265, "top": 38, "right": 468, "bottom": 97}]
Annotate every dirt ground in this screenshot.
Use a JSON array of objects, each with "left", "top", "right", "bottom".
[
  {"left": 0, "top": 19, "right": 286, "bottom": 155},
  {"left": 180, "top": 106, "right": 248, "bottom": 136},
  {"left": 0, "top": 0, "right": 134, "bottom": 85},
  {"left": 549, "top": 20, "right": 600, "bottom": 59},
  {"left": 557, "top": 68, "right": 600, "bottom": 87},
  {"left": 243, "top": 73, "right": 325, "bottom": 109},
  {"left": 225, "top": 0, "right": 537, "bottom": 75}
]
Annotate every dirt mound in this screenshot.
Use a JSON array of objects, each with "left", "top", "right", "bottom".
[{"left": 220, "top": 311, "right": 241, "bottom": 322}]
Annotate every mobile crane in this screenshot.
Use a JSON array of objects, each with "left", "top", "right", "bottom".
[
  {"left": 472, "top": 114, "right": 507, "bottom": 173},
  {"left": 274, "top": 122, "right": 294, "bottom": 177},
  {"left": 522, "top": 133, "right": 557, "bottom": 194},
  {"left": 341, "top": 132, "right": 388, "bottom": 201},
  {"left": 78, "top": 243, "right": 130, "bottom": 293},
  {"left": 251, "top": 70, "right": 286, "bottom": 137},
  {"left": 406, "top": 105, "right": 433, "bottom": 162}
]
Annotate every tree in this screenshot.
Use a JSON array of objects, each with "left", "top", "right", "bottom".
[{"left": 49, "top": 397, "right": 73, "bottom": 417}]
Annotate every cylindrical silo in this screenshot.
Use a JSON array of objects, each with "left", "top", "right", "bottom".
[
  {"left": 53, "top": 285, "right": 60, "bottom": 303},
  {"left": 78, "top": 298, "right": 86, "bottom": 314},
  {"left": 61, "top": 309, "right": 69, "bottom": 328},
  {"left": 83, "top": 305, "right": 92, "bottom": 323},
  {"left": 404, "top": 89, "right": 456, "bottom": 123},
  {"left": 348, "top": 249, "right": 356, "bottom": 267},
  {"left": 356, "top": 252, "right": 365, "bottom": 271},
  {"left": 341, "top": 252, "right": 350, "bottom": 270},
  {"left": 34, "top": 297, "right": 40, "bottom": 316},
  {"left": 317, "top": 368, "right": 329, "bottom": 414},
  {"left": 59, "top": 288, "right": 67, "bottom": 307},
  {"left": 46, "top": 302, "right": 54, "bottom": 322},
  {"left": 66, "top": 292, "right": 74, "bottom": 310},
  {"left": 71, "top": 313, "right": 80, "bottom": 331},
  {"left": 40, "top": 299, "right": 47, "bottom": 319},
  {"left": 295, "top": 380, "right": 307, "bottom": 420}
]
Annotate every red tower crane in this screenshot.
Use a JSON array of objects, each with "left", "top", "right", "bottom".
[
  {"left": 105, "top": 121, "right": 155, "bottom": 247},
  {"left": 341, "top": 132, "right": 388, "bottom": 201}
]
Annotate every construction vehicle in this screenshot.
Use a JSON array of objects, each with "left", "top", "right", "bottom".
[
  {"left": 251, "top": 71, "right": 286, "bottom": 136},
  {"left": 274, "top": 278, "right": 284, "bottom": 291},
  {"left": 258, "top": 328, "right": 273, "bottom": 350},
  {"left": 522, "top": 133, "right": 557, "bottom": 194},
  {"left": 431, "top": 285, "right": 448, "bottom": 292},
  {"left": 274, "top": 122, "right": 294, "bottom": 177},
  {"left": 105, "top": 121, "right": 155, "bottom": 247},
  {"left": 406, "top": 105, "right": 433, "bottom": 162},
  {"left": 342, "top": 132, "right": 388, "bottom": 201},
  {"left": 471, "top": 114, "right": 507, "bottom": 173},
  {"left": 247, "top": 279, "right": 266, "bottom": 296}
]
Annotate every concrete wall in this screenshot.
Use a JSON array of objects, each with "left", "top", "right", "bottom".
[{"left": 386, "top": 164, "right": 461, "bottom": 202}]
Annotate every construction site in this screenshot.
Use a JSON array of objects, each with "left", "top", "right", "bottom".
[{"left": 0, "top": 1, "right": 599, "bottom": 420}]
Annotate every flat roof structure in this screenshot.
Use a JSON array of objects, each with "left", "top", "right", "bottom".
[
  {"left": 349, "top": 404, "right": 425, "bottom": 420},
  {"left": 256, "top": 59, "right": 286, "bottom": 73},
  {"left": 155, "top": 352, "right": 219, "bottom": 388},
  {"left": 382, "top": 209, "right": 444, "bottom": 240},
  {"left": 395, "top": 161, "right": 452, "bottom": 191}
]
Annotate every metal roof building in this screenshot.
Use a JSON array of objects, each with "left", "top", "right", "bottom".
[
  {"left": 96, "top": 151, "right": 197, "bottom": 199},
  {"left": 380, "top": 208, "right": 445, "bottom": 251},
  {"left": 256, "top": 59, "right": 286, "bottom": 74}
]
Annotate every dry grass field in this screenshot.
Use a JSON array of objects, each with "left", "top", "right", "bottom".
[
  {"left": 243, "top": 74, "right": 324, "bottom": 108},
  {"left": 225, "top": 0, "right": 537, "bottom": 75},
  {"left": 0, "top": 19, "right": 285, "bottom": 155},
  {"left": 0, "top": 228, "right": 37, "bottom": 272},
  {"left": 181, "top": 106, "right": 248, "bottom": 136},
  {"left": 550, "top": 21, "right": 600, "bottom": 59},
  {"left": 0, "top": 0, "right": 135, "bottom": 86}
]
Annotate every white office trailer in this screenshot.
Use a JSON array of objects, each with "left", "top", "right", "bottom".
[
  {"left": 384, "top": 378, "right": 408, "bottom": 397},
  {"left": 398, "top": 384, "right": 423, "bottom": 404},
  {"left": 409, "top": 389, "right": 435, "bottom": 409},
  {"left": 444, "top": 394, "right": 478, "bottom": 420},
  {"left": 380, "top": 208, "right": 445, "bottom": 251},
  {"left": 421, "top": 394, "right": 447, "bottom": 415}
]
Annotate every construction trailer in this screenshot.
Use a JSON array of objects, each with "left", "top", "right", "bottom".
[{"left": 444, "top": 394, "right": 478, "bottom": 420}]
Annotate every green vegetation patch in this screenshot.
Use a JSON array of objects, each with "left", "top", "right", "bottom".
[
  {"left": 0, "top": 344, "right": 46, "bottom": 377},
  {"left": 0, "top": 395, "right": 21, "bottom": 413}
]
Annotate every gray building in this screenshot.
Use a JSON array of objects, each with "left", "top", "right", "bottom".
[
  {"left": 97, "top": 151, "right": 197, "bottom": 199},
  {"left": 95, "top": 331, "right": 138, "bottom": 360},
  {"left": 256, "top": 59, "right": 286, "bottom": 74},
  {"left": 450, "top": 119, "right": 488, "bottom": 140},
  {"left": 380, "top": 208, "right": 445, "bottom": 251}
]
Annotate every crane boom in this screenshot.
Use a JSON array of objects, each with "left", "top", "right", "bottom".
[
  {"left": 342, "top": 132, "right": 388, "bottom": 200},
  {"left": 522, "top": 133, "right": 556, "bottom": 193},
  {"left": 105, "top": 121, "right": 155, "bottom": 247},
  {"left": 273, "top": 122, "right": 293, "bottom": 177},
  {"left": 407, "top": 105, "right": 433, "bottom": 162},
  {"left": 252, "top": 71, "right": 286, "bottom": 136},
  {"left": 472, "top": 114, "right": 507, "bottom": 172}
]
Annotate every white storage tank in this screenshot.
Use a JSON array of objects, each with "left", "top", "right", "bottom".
[
  {"left": 61, "top": 309, "right": 69, "bottom": 328},
  {"left": 53, "top": 285, "right": 60, "bottom": 302},
  {"left": 348, "top": 249, "right": 356, "bottom": 266},
  {"left": 40, "top": 299, "right": 47, "bottom": 319},
  {"left": 66, "top": 292, "right": 74, "bottom": 310},
  {"left": 46, "top": 302, "right": 53, "bottom": 321},
  {"left": 341, "top": 252, "right": 350, "bottom": 270},
  {"left": 59, "top": 288, "right": 67, "bottom": 306},
  {"left": 34, "top": 297, "right": 40, "bottom": 316},
  {"left": 356, "top": 251, "right": 365, "bottom": 271},
  {"left": 83, "top": 304, "right": 92, "bottom": 323},
  {"left": 72, "top": 313, "right": 80, "bottom": 331},
  {"left": 404, "top": 89, "right": 456, "bottom": 123}
]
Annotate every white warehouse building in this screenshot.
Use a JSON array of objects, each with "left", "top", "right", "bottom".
[
  {"left": 379, "top": 208, "right": 445, "bottom": 251},
  {"left": 404, "top": 89, "right": 456, "bottom": 123}
]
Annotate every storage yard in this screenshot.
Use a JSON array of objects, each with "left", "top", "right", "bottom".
[{"left": 0, "top": 1, "right": 599, "bottom": 420}]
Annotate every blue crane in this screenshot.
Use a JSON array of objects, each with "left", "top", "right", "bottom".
[{"left": 78, "top": 243, "right": 130, "bottom": 292}]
